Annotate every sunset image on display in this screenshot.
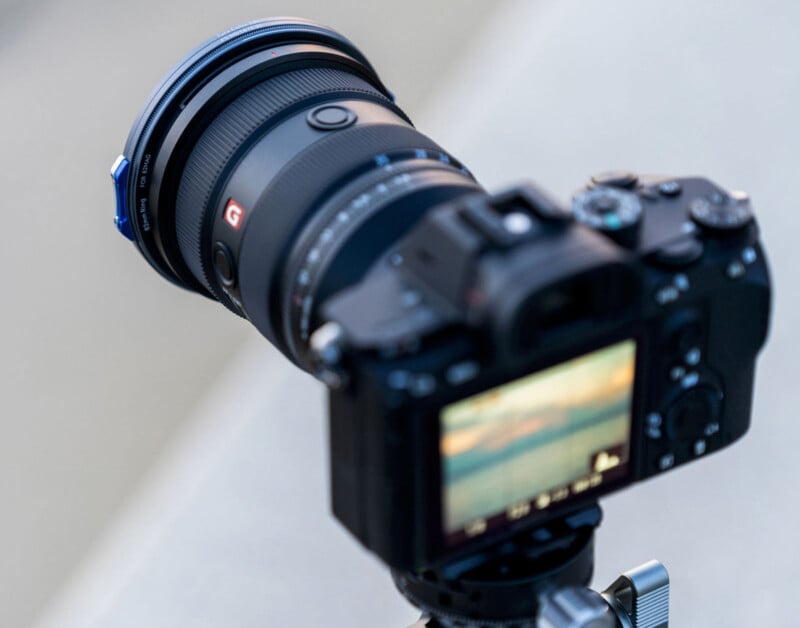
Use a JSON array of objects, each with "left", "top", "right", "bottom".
[{"left": 441, "top": 340, "right": 635, "bottom": 540}]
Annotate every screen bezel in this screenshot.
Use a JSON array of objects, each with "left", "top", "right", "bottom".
[{"left": 413, "top": 328, "right": 647, "bottom": 564}]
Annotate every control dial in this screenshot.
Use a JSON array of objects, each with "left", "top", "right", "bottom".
[
  {"left": 572, "top": 186, "right": 643, "bottom": 247},
  {"left": 689, "top": 191, "right": 753, "bottom": 232},
  {"left": 665, "top": 384, "right": 722, "bottom": 442}
]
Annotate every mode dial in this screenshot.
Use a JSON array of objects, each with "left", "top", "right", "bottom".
[{"left": 572, "top": 186, "right": 643, "bottom": 247}]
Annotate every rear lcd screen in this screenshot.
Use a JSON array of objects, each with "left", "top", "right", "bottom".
[{"left": 441, "top": 339, "right": 635, "bottom": 545}]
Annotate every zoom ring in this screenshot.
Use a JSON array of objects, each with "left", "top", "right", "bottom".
[{"left": 175, "top": 66, "right": 400, "bottom": 298}]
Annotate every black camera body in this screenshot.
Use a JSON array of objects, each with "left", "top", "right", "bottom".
[{"left": 314, "top": 175, "right": 770, "bottom": 570}]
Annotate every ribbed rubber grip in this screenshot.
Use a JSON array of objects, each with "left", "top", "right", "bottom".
[{"left": 175, "top": 66, "right": 398, "bottom": 294}]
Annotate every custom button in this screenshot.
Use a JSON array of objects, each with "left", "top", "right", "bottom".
[
  {"left": 669, "top": 365, "right": 686, "bottom": 381},
  {"left": 659, "top": 453, "right": 675, "bottom": 470},
  {"left": 741, "top": 247, "right": 758, "bottom": 264},
  {"left": 646, "top": 412, "right": 663, "bottom": 427},
  {"left": 654, "top": 285, "right": 680, "bottom": 305},
  {"left": 685, "top": 347, "right": 701, "bottom": 366},
  {"left": 646, "top": 413, "right": 662, "bottom": 439},
  {"left": 650, "top": 239, "right": 704, "bottom": 268},
  {"left": 726, "top": 260, "right": 746, "bottom": 279},
  {"left": 445, "top": 361, "right": 480, "bottom": 385},
  {"left": 307, "top": 105, "right": 357, "bottom": 130},
  {"left": 213, "top": 241, "right": 236, "bottom": 287},
  {"left": 409, "top": 374, "right": 436, "bottom": 397},
  {"left": 658, "top": 180, "right": 682, "bottom": 197},
  {"left": 681, "top": 371, "right": 699, "bottom": 389},
  {"left": 674, "top": 273, "right": 690, "bottom": 291},
  {"left": 646, "top": 426, "right": 662, "bottom": 439}
]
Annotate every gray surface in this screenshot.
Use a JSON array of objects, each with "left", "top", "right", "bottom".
[
  {"left": 426, "top": 1, "right": 799, "bottom": 623},
  {"left": 20, "top": 0, "right": 800, "bottom": 627},
  {"left": 0, "top": 1, "right": 496, "bottom": 627},
  {"left": 62, "top": 344, "right": 418, "bottom": 628}
]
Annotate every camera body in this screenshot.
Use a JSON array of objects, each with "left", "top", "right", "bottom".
[{"left": 312, "top": 175, "right": 770, "bottom": 570}]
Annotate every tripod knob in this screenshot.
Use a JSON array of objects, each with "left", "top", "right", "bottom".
[
  {"left": 538, "top": 560, "right": 669, "bottom": 627},
  {"left": 601, "top": 560, "right": 670, "bottom": 628},
  {"left": 539, "top": 587, "right": 619, "bottom": 627}
]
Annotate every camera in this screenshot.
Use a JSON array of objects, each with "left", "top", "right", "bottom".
[
  {"left": 314, "top": 175, "right": 770, "bottom": 573},
  {"left": 111, "top": 16, "right": 770, "bottom": 599}
]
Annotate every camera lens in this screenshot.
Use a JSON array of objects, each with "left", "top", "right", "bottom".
[{"left": 115, "top": 19, "right": 481, "bottom": 368}]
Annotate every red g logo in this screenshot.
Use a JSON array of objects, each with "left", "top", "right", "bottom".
[{"left": 224, "top": 199, "right": 245, "bottom": 230}]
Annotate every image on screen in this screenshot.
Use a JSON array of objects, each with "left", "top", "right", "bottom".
[{"left": 441, "top": 339, "right": 635, "bottom": 544}]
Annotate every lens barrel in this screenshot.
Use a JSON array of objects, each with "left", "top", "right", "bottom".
[{"left": 114, "top": 18, "right": 480, "bottom": 367}]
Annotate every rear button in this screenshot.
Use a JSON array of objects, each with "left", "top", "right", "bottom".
[{"left": 651, "top": 239, "right": 704, "bottom": 268}]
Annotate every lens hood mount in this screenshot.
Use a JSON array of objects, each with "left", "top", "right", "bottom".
[{"left": 115, "top": 18, "right": 393, "bottom": 293}]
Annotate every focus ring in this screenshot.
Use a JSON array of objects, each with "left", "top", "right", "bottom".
[
  {"left": 236, "top": 123, "right": 452, "bottom": 353},
  {"left": 175, "top": 66, "right": 398, "bottom": 295}
]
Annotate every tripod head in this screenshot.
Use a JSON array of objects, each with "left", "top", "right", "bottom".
[{"left": 395, "top": 504, "right": 669, "bottom": 627}]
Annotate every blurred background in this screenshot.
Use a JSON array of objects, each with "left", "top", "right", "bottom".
[{"left": 0, "top": 0, "right": 797, "bottom": 626}]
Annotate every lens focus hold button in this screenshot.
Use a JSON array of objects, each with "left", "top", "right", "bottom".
[
  {"left": 213, "top": 241, "right": 236, "bottom": 287},
  {"left": 307, "top": 105, "right": 357, "bottom": 130}
]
